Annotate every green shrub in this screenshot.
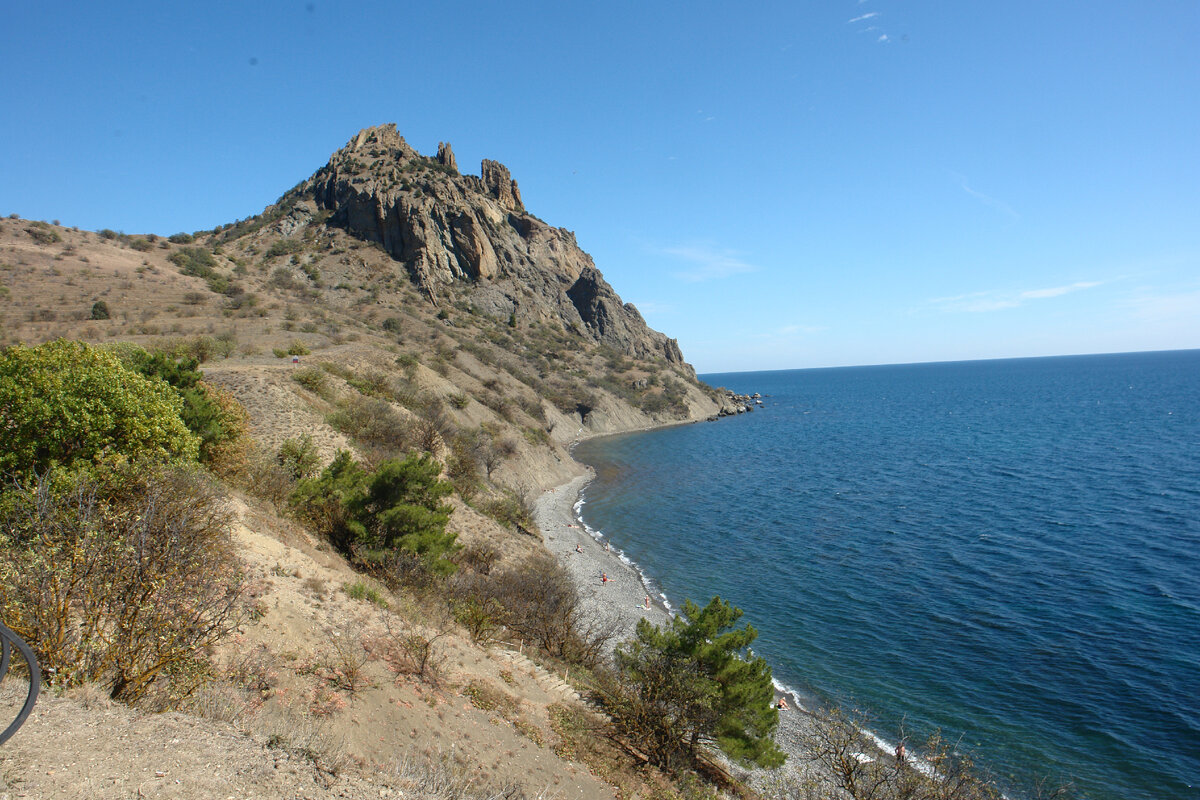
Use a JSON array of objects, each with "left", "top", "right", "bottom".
[
  {"left": 265, "top": 238, "right": 303, "bottom": 259},
  {"left": 482, "top": 489, "right": 535, "bottom": 533},
  {"left": 26, "top": 224, "right": 60, "bottom": 245},
  {"left": 0, "top": 340, "right": 199, "bottom": 478},
  {"left": 445, "top": 435, "right": 482, "bottom": 500},
  {"left": 276, "top": 434, "right": 320, "bottom": 481},
  {"left": 168, "top": 232, "right": 194, "bottom": 244},
  {"left": 286, "top": 340, "right": 310, "bottom": 356},
  {"left": 344, "top": 580, "right": 388, "bottom": 608},
  {"left": 381, "top": 316, "right": 402, "bottom": 333},
  {"left": 169, "top": 246, "right": 217, "bottom": 276},
  {"left": 130, "top": 237, "right": 154, "bottom": 252},
  {"left": 523, "top": 426, "right": 551, "bottom": 447},
  {"left": 292, "top": 366, "right": 328, "bottom": 394},
  {"left": 119, "top": 347, "right": 248, "bottom": 465},
  {"left": 292, "top": 451, "right": 457, "bottom": 575},
  {"left": 90, "top": 300, "right": 111, "bottom": 320}
]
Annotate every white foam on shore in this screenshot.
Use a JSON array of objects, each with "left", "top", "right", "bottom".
[
  {"left": 574, "top": 494, "right": 678, "bottom": 616},
  {"left": 559, "top": 474, "right": 958, "bottom": 793}
]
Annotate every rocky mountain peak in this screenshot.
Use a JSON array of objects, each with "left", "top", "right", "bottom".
[
  {"left": 436, "top": 141, "right": 457, "bottom": 172},
  {"left": 293, "top": 125, "right": 692, "bottom": 373},
  {"left": 480, "top": 159, "right": 524, "bottom": 214}
]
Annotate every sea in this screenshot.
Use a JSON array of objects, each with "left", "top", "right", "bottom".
[{"left": 571, "top": 350, "right": 1200, "bottom": 800}]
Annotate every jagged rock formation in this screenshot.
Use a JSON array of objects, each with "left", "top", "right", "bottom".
[
  {"left": 297, "top": 124, "right": 688, "bottom": 370},
  {"left": 436, "top": 141, "right": 457, "bottom": 171}
]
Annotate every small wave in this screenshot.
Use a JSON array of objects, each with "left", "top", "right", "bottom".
[{"left": 574, "top": 506, "right": 678, "bottom": 619}]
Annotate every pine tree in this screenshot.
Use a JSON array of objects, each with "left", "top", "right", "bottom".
[{"left": 610, "top": 596, "right": 785, "bottom": 770}]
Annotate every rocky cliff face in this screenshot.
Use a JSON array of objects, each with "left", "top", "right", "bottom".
[{"left": 299, "top": 124, "right": 688, "bottom": 371}]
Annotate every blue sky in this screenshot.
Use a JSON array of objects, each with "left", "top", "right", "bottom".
[{"left": 3, "top": 1, "right": 1197, "bottom": 371}]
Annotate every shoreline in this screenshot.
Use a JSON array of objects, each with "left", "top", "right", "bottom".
[{"left": 532, "top": 468, "right": 843, "bottom": 792}]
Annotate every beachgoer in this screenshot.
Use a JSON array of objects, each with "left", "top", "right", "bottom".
[
  {"left": 601, "top": 572, "right": 608, "bottom": 583},
  {"left": 895, "top": 742, "right": 906, "bottom": 765},
  {"left": 777, "top": 697, "right": 789, "bottom": 711},
  {"left": 576, "top": 543, "right": 582, "bottom": 553},
  {"left": 644, "top": 595, "right": 650, "bottom": 609}
]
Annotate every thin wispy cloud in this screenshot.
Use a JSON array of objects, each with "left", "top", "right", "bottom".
[
  {"left": 1020, "top": 281, "right": 1101, "bottom": 299},
  {"left": 953, "top": 173, "right": 1020, "bottom": 220},
  {"left": 1124, "top": 283, "right": 1200, "bottom": 323},
  {"left": 846, "top": 4, "right": 889, "bottom": 44},
  {"left": 931, "top": 281, "right": 1103, "bottom": 313},
  {"left": 659, "top": 244, "right": 758, "bottom": 282}
]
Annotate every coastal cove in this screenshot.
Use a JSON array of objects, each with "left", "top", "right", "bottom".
[{"left": 567, "top": 350, "right": 1200, "bottom": 800}]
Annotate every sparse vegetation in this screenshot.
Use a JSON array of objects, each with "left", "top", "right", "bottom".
[
  {"left": 0, "top": 129, "right": 754, "bottom": 799},
  {"left": 0, "top": 459, "right": 245, "bottom": 705}
]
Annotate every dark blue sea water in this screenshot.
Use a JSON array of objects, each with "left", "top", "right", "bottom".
[{"left": 572, "top": 350, "right": 1200, "bottom": 800}]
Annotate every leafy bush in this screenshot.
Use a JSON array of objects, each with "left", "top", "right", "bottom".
[
  {"left": 481, "top": 488, "right": 535, "bottom": 533},
  {"left": 265, "top": 238, "right": 304, "bottom": 259},
  {"left": 169, "top": 246, "right": 217, "bottom": 276},
  {"left": 292, "top": 366, "right": 328, "bottom": 394},
  {"left": 90, "top": 300, "right": 110, "bottom": 320},
  {"left": 168, "top": 246, "right": 229, "bottom": 293},
  {"left": 445, "top": 434, "right": 482, "bottom": 499},
  {"left": 449, "top": 555, "right": 615, "bottom": 665},
  {"left": 0, "top": 340, "right": 199, "bottom": 478},
  {"left": 168, "top": 232, "right": 194, "bottom": 244},
  {"left": 0, "top": 463, "right": 245, "bottom": 704},
  {"left": 292, "top": 451, "right": 457, "bottom": 575},
  {"left": 25, "top": 225, "right": 60, "bottom": 245},
  {"left": 119, "top": 347, "right": 248, "bottom": 467},
  {"left": 276, "top": 434, "right": 320, "bottom": 481},
  {"left": 343, "top": 580, "right": 388, "bottom": 608},
  {"left": 286, "top": 340, "right": 310, "bottom": 356}
]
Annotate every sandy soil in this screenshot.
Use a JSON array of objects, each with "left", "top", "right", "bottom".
[{"left": 0, "top": 495, "right": 619, "bottom": 800}]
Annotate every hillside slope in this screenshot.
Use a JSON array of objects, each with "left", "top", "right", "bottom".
[
  {"left": 0, "top": 125, "right": 753, "bottom": 493},
  {"left": 0, "top": 127, "right": 756, "bottom": 799}
]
